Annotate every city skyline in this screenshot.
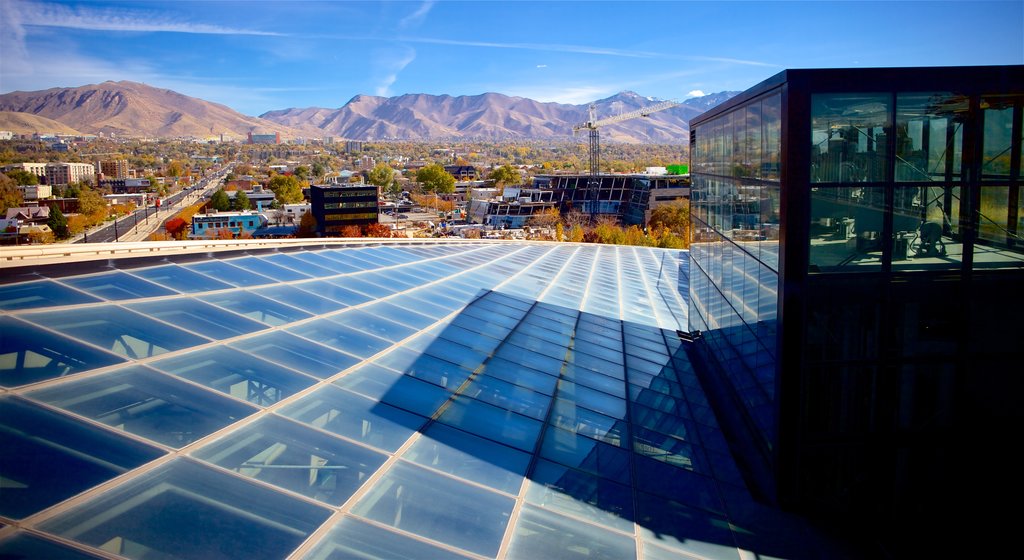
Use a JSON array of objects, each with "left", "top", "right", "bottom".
[{"left": 1, "top": 0, "right": 1022, "bottom": 116}]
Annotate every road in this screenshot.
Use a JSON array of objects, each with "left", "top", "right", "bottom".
[{"left": 74, "top": 169, "right": 229, "bottom": 243}]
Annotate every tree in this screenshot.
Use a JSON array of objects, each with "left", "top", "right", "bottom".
[
  {"left": 368, "top": 162, "right": 395, "bottom": 190},
  {"left": 166, "top": 161, "right": 184, "bottom": 177},
  {"left": 555, "top": 222, "right": 564, "bottom": 242},
  {"left": 416, "top": 164, "right": 455, "bottom": 194},
  {"left": 5, "top": 169, "right": 39, "bottom": 186},
  {"left": 48, "top": 205, "right": 68, "bottom": 239},
  {"left": 527, "top": 207, "right": 561, "bottom": 228},
  {"left": 233, "top": 190, "right": 251, "bottom": 211},
  {"left": 648, "top": 200, "right": 690, "bottom": 248},
  {"left": 311, "top": 162, "right": 326, "bottom": 180},
  {"left": 563, "top": 210, "right": 590, "bottom": 229},
  {"left": 296, "top": 209, "right": 317, "bottom": 237},
  {"left": 76, "top": 186, "right": 106, "bottom": 217},
  {"left": 568, "top": 224, "right": 585, "bottom": 243},
  {"left": 363, "top": 223, "right": 392, "bottom": 238},
  {"left": 339, "top": 225, "right": 361, "bottom": 237},
  {"left": 488, "top": 165, "right": 520, "bottom": 188},
  {"left": 268, "top": 174, "right": 305, "bottom": 204},
  {"left": 0, "top": 173, "right": 24, "bottom": 213},
  {"left": 293, "top": 165, "right": 310, "bottom": 181},
  {"left": 210, "top": 189, "right": 231, "bottom": 211}
]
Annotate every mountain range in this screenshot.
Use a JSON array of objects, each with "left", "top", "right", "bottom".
[{"left": 0, "top": 81, "right": 737, "bottom": 143}]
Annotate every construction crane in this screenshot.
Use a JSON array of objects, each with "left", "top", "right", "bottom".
[{"left": 572, "top": 99, "right": 679, "bottom": 216}]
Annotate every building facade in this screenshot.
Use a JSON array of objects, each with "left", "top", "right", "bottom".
[
  {"left": 97, "top": 159, "right": 130, "bottom": 179},
  {"left": 248, "top": 132, "right": 281, "bottom": 144},
  {"left": 531, "top": 174, "right": 690, "bottom": 225},
  {"left": 44, "top": 162, "right": 95, "bottom": 186},
  {"left": 190, "top": 211, "right": 268, "bottom": 238},
  {"left": 689, "top": 65, "right": 1024, "bottom": 548},
  {"left": 310, "top": 184, "right": 379, "bottom": 235}
]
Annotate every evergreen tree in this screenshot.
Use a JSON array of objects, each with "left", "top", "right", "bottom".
[
  {"left": 210, "top": 189, "right": 231, "bottom": 211},
  {"left": 48, "top": 205, "right": 68, "bottom": 239},
  {"left": 233, "top": 190, "right": 251, "bottom": 211}
]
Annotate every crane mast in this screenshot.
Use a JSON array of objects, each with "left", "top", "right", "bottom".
[{"left": 572, "top": 99, "right": 678, "bottom": 216}]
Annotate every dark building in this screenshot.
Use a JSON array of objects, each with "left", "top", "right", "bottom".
[
  {"left": 444, "top": 165, "right": 478, "bottom": 180},
  {"left": 309, "top": 184, "right": 379, "bottom": 235},
  {"left": 531, "top": 174, "right": 689, "bottom": 225},
  {"left": 688, "top": 65, "right": 1024, "bottom": 552}
]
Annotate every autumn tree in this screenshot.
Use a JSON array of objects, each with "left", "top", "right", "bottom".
[
  {"left": 268, "top": 174, "right": 305, "bottom": 204},
  {"left": 563, "top": 210, "right": 590, "bottom": 230},
  {"left": 368, "top": 162, "right": 395, "bottom": 190},
  {"left": 527, "top": 207, "right": 561, "bottom": 228},
  {"left": 210, "top": 189, "right": 231, "bottom": 211},
  {"left": 76, "top": 185, "right": 107, "bottom": 217},
  {"left": 296, "top": 210, "right": 317, "bottom": 237},
  {"left": 416, "top": 164, "right": 455, "bottom": 194},
  {"left": 339, "top": 225, "right": 362, "bottom": 237},
  {"left": 555, "top": 222, "right": 564, "bottom": 242},
  {"left": 488, "top": 165, "right": 521, "bottom": 188},
  {"left": 0, "top": 173, "right": 24, "bottom": 213},
  {"left": 293, "top": 165, "right": 310, "bottom": 181},
  {"left": 648, "top": 200, "right": 690, "bottom": 247},
  {"left": 166, "top": 161, "right": 184, "bottom": 177},
  {"left": 233, "top": 190, "right": 251, "bottom": 211},
  {"left": 363, "top": 223, "right": 392, "bottom": 238},
  {"left": 5, "top": 169, "right": 39, "bottom": 186},
  {"left": 47, "top": 206, "right": 68, "bottom": 239},
  {"left": 568, "top": 224, "right": 585, "bottom": 243}
]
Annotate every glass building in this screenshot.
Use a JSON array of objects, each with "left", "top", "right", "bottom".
[
  {"left": 689, "top": 65, "right": 1023, "bottom": 550},
  {"left": 0, "top": 240, "right": 857, "bottom": 559}
]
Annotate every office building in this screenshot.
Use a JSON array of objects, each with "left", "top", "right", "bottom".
[
  {"left": 97, "top": 159, "right": 130, "bottom": 180},
  {"left": 530, "top": 173, "right": 690, "bottom": 225},
  {"left": 310, "top": 184, "right": 379, "bottom": 235},
  {"left": 688, "top": 65, "right": 1023, "bottom": 549},
  {"left": 190, "top": 211, "right": 268, "bottom": 238}
]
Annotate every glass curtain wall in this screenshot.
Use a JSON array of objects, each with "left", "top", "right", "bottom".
[{"left": 689, "top": 91, "right": 782, "bottom": 450}]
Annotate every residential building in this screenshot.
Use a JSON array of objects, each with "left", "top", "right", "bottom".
[
  {"left": 44, "top": 162, "right": 95, "bottom": 186},
  {"left": 97, "top": 159, "right": 130, "bottom": 179},
  {"left": 1, "top": 162, "right": 48, "bottom": 182},
  {"left": 4, "top": 206, "right": 50, "bottom": 225},
  {"left": 18, "top": 184, "right": 52, "bottom": 201},
  {"left": 688, "top": 65, "right": 1023, "bottom": 552},
  {"left": 309, "top": 184, "right": 379, "bottom": 235}
]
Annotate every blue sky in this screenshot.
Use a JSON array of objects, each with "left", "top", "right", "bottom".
[{"left": 1, "top": 0, "right": 1021, "bottom": 116}]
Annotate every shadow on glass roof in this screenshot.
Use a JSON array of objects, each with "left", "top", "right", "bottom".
[{"left": 0, "top": 241, "right": 852, "bottom": 559}]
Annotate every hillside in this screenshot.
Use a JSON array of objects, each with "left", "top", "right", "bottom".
[{"left": 0, "top": 111, "right": 83, "bottom": 135}]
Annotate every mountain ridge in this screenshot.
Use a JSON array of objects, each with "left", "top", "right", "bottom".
[{"left": 0, "top": 81, "right": 738, "bottom": 142}]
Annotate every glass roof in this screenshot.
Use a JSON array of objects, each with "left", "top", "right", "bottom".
[{"left": 0, "top": 241, "right": 826, "bottom": 559}]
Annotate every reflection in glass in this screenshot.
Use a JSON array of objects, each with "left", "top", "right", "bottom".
[
  {"left": 194, "top": 415, "right": 386, "bottom": 505},
  {"left": 974, "top": 186, "right": 1024, "bottom": 268},
  {"left": 40, "top": 459, "right": 331, "bottom": 560},
  {"left": 402, "top": 423, "right": 530, "bottom": 494},
  {"left": 0, "top": 396, "right": 163, "bottom": 519},
  {"left": 506, "top": 505, "right": 635, "bottom": 560},
  {"left": 811, "top": 93, "right": 891, "bottom": 183},
  {"left": 895, "top": 93, "right": 965, "bottom": 181},
  {"left": 981, "top": 96, "right": 1016, "bottom": 178},
  {"left": 892, "top": 186, "right": 963, "bottom": 270},
  {"left": 28, "top": 366, "right": 257, "bottom": 447},
  {"left": 0, "top": 316, "right": 125, "bottom": 387},
  {"left": 352, "top": 462, "right": 513, "bottom": 557},
  {"left": 809, "top": 187, "right": 885, "bottom": 272},
  {"left": 304, "top": 517, "right": 470, "bottom": 560}
]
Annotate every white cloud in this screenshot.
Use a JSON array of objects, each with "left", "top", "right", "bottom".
[
  {"left": 504, "top": 85, "right": 613, "bottom": 106},
  {"left": 9, "top": 0, "right": 282, "bottom": 36},
  {"left": 687, "top": 90, "right": 706, "bottom": 98},
  {"left": 399, "top": 1, "right": 434, "bottom": 29},
  {"left": 374, "top": 47, "right": 417, "bottom": 96},
  {"left": 536, "top": 64, "right": 547, "bottom": 68}
]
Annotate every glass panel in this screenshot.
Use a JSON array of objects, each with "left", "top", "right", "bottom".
[
  {"left": 557, "top": 380, "right": 627, "bottom": 419},
  {"left": 506, "top": 505, "right": 636, "bottom": 560},
  {"left": 264, "top": 253, "right": 338, "bottom": 277},
  {"left": 762, "top": 93, "right": 781, "bottom": 180},
  {"left": 634, "top": 456, "right": 723, "bottom": 515},
  {"left": 40, "top": 459, "right": 331, "bottom": 560},
  {"left": 225, "top": 256, "right": 313, "bottom": 281},
  {"left": 199, "top": 290, "right": 312, "bottom": 326},
  {"left": 21, "top": 306, "right": 210, "bottom": 359},
  {"left": 981, "top": 96, "right": 1016, "bottom": 178},
  {"left": 526, "top": 459, "right": 634, "bottom": 532},
  {"left": 253, "top": 284, "right": 348, "bottom": 314},
  {"left": 279, "top": 385, "right": 424, "bottom": 452},
  {"left": 352, "top": 462, "right": 514, "bottom": 557},
  {"left": 809, "top": 186, "right": 885, "bottom": 272},
  {"left": 151, "top": 346, "right": 315, "bottom": 406},
  {"left": 183, "top": 260, "right": 275, "bottom": 287},
  {"left": 328, "top": 309, "right": 417, "bottom": 342},
  {"left": 125, "top": 298, "right": 267, "bottom": 340},
  {"left": 0, "top": 396, "right": 164, "bottom": 519},
  {"left": 194, "top": 415, "right": 387, "bottom": 506},
  {"left": 0, "top": 279, "right": 100, "bottom": 311},
  {"left": 549, "top": 398, "right": 628, "bottom": 447},
  {"left": 131, "top": 264, "right": 233, "bottom": 293},
  {"left": 28, "top": 365, "right": 257, "bottom": 448},
  {"left": 974, "top": 186, "right": 1024, "bottom": 268},
  {"left": 402, "top": 423, "right": 531, "bottom": 494},
  {"left": 63, "top": 271, "right": 177, "bottom": 300},
  {"left": 289, "top": 319, "right": 393, "bottom": 358},
  {"left": 635, "top": 492, "right": 738, "bottom": 560},
  {"left": 0, "top": 316, "right": 125, "bottom": 387},
  {"left": 892, "top": 185, "right": 963, "bottom": 271},
  {"left": 304, "top": 517, "right": 470, "bottom": 560},
  {"left": 0, "top": 533, "right": 108, "bottom": 559},
  {"left": 479, "top": 357, "right": 559, "bottom": 395},
  {"left": 296, "top": 280, "right": 373, "bottom": 306},
  {"left": 230, "top": 331, "right": 360, "bottom": 379},
  {"left": 436, "top": 395, "right": 542, "bottom": 452},
  {"left": 811, "top": 93, "right": 891, "bottom": 183},
  {"left": 363, "top": 374, "right": 452, "bottom": 417},
  {"left": 896, "top": 92, "right": 966, "bottom": 181},
  {"left": 540, "top": 426, "right": 631, "bottom": 484},
  {"left": 462, "top": 375, "right": 551, "bottom": 420}
]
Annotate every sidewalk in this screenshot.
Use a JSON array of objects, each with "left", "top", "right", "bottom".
[{"left": 68, "top": 185, "right": 213, "bottom": 243}]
